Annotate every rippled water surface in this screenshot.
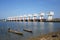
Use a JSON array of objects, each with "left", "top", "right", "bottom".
[{"left": 0, "top": 22, "right": 60, "bottom": 40}]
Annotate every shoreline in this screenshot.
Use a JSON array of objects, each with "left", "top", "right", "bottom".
[
  {"left": 2, "top": 20, "right": 60, "bottom": 22},
  {"left": 28, "top": 31, "right": 60, "bottom": 40}
]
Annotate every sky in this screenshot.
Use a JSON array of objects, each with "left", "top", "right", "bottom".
[{"left": 0, "top": 0, "right": 60, "bottom": 19}]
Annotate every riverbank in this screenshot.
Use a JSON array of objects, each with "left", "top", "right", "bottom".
[{"left": 28, "top": 31, "right": 60, "bottom": 40}]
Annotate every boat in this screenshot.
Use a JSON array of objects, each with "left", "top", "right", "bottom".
[
  {"left": 8, "top": 28, "right": 23, "bottom": 35},
  {"left": 23, "top": 29, "right": 32, "bottom": 33}
]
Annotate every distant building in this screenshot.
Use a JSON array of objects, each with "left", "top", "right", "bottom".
[
  {"left": 40, "top": 12, "right": 45, "bottom": 22},
  {"left": 7, "top": 11, "right": 55, "bottom": 22},
  {"left": 47, "top": 11, "right": 54, "bottom": 21}
]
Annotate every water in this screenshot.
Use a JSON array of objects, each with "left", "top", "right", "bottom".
[{"left": 0, "top": 22, "right": 60, "bottom": 40}]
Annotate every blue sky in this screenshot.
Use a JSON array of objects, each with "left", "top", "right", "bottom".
[{"left": 0, "top": 0, "right": 60, "bottom": 19}]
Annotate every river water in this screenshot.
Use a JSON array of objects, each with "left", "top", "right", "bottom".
[{"left": 0, "top": 22, "right": 60, "bottom": 40}]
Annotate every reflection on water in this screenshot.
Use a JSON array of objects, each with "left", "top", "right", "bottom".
[
  {"left": 32, "top": 22, "right": 38, "bottom": 36},
  {"left": 33, "top": 22, "right": 38, "bottom": 30},
  {"left": 48, "top": 22, "right": 53, "bottom": 32},
  {"left": 24, "top": 22, "right": 27, "bottom": 29},
  {"left": 27, "top": 22, "right": 33, "bottom": 30},
  {"left": 40, "top": 22, "right": 45, "bottom": 34},
  {"left": 40, "top": 22, "right": 44, "bottom": 30},
  {"left": 0, "top": 22, "right": 60, "bottom": 40}
]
